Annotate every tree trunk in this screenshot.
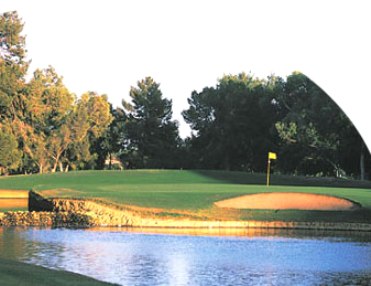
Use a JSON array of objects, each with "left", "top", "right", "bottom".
[
  {"left": 109, "top": 153, "right": 112, "bottom": 170},
  {"left": 39, "top": 164, "right": 43, "bottom": 174},
  {"left": 360, "top": 142, "right": 365, "bottom": 180},
  {"left": 52, "top": 153, "right": 61, "bottom": 173},
  {"left": 59, "top": 162, "right": 64, "bottom": 172}
]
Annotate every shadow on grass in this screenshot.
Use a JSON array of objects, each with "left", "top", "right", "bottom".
[{"left": 191, "top": 170, "right": 371, "bottom": 189}]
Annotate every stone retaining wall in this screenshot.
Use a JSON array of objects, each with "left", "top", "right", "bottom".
[
  {"left": 1, "top": 191, "right": 370, "bottom": 232},
  {"left": 52, "top": 198, "right": 141, "bottom": 226},
  {"left": 0, "top": 211, "right": 92, "bottom": 227}
]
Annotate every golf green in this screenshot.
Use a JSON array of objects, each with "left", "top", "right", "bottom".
[{"left": 0, "top": 170, "right": 370, "bottom": 222}]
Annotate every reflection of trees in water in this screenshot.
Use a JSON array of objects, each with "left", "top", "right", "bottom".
[
  {"left": 0, "top": 228, "right": 370, "bottom": 285},
  {"left": 0, "top": 228, "right": 33, "bottom": 260},
  {"left": 0, "top": 228, "right": 64, "bottom": 268}
]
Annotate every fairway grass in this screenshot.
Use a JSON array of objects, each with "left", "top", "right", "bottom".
[
  {"left": 0, "top": 170, "right": 370, "bottom": 223},
  {"left": 0, "top": 258, "right": 115, "bottom": 286}
]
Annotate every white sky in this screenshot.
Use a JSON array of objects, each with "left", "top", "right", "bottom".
[{"left": 1, "top": 0, "right": 370, "bottom": 148}]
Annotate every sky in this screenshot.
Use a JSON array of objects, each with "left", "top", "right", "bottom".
[{"left": 1, "top": 0, "right": 370, "bottom": 148}]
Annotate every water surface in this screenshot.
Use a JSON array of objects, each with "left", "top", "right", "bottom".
[{"left": 0, "top": 227, "right": 370, "bottom": 285}]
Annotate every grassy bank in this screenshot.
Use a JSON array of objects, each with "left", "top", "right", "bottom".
[
  {"left": 0, "top": 170, "right": 370, "bottom": 223},
  {"left": 0, "top": 258, "right": 115, "bottom": 286}
]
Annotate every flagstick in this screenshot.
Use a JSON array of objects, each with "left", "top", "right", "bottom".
[{"left": 266, "top": 159, "right": 271, "bottom": 187}]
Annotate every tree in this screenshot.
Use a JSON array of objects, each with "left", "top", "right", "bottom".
[
  {"left": 0, "top": 128, "right": 22, "bottom": 174},
  {"left": 121, "top": 77, "right": 180, "bottom": 168},
  {"left": 183, "top": 73, "right": 280, "bottom": 171},
  {"left": 14, "top": 66, "right": 74, "bottom": 173},
  {"left": 13, "top": 66, "right": 113, "bottom": 173},
  {"left": 0, "top": 11, "right": 28, "bottom": 174},
  {"left": 337, "top": 120, "right": 371, "bottom": 180},
  {"left": 63, "top": 92, "right": 113, "bottom": 170},
  {"left": 91, "top": 105, "right": 126, "bottom": 169},
  {"left": 274, "top": 72, "right": 370, "bottom": 177},
  {"left": 0, "top": 11, "right": 28, "bottom": 121}
]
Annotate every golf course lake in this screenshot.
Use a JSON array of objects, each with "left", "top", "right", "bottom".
[{"left": 1, "top": 227, "right": 370, "bottom": 285}]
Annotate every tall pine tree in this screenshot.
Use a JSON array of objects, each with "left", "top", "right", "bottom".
[{"left": 121, "top": 77, "right": 179, "bottom": 168}]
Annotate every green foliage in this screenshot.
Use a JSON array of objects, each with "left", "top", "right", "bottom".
[
  {"left": 1, "top": 11, "right": 370, "bottom": 178},
  {"left": 121, "top": 77, "right": 180, "bottom": 168},
  {"left": 0, "top": 129, "right": 22, "bottom": 173},
  {"left": 182, "top": 73, "right": 280, "bottom": 171},
  {"left": 0, "top": 11, "right": 115, "bottom": 175},
  {"left": 7, "top": 65, "right": 112, "bottom": 173},
  {"left": 91, "top": 106, "right": 126, "bottom": 169},
  {"left": 274, "top": 72, "right": 370, "bottom": 177},
  {"left": 63, "top": 92, "right": 113, "bottom": 171},
  {"left": 11, "top": 66, "right": 73, "bottom": 173},
  {"left": 0, "top": 11, "right": 28, "bottom": 120},
  {"left": 183, "top": 72, "right": 371, "bottom": 178}
]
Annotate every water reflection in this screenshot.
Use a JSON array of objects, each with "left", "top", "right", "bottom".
[
  {"left": 89, "top": 226, "right": 371, "bottom": 242},
  {"left": 0, "top": 227, "right": 370, "bottom": 285}
]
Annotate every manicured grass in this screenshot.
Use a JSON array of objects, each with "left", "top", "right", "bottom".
[
  {"left": 0, "top": 258, "right": 115, "bottom": 286},
  {"left": 0, "top": 170, "right": 370, "bottom": 222},
  {"left": 0, "top": 206, "right": 28, "bottom": 212}
]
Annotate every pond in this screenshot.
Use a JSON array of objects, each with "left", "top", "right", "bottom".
[{"left": 0, "top": 227, "right": 370, "bottom": 285}]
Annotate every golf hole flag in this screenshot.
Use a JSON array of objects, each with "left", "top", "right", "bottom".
[
  {"left": 266, "top": 152, "right": 277, "bottom": 186},
  {"left": 268, "top": 152, "right": 277, "bottom": 160}
]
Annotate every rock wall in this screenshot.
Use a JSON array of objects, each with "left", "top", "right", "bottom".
[
  {"left": 1, "top": 193, "right": 142, "bottom": 227},
  {"left": 0, "top": 211, "right": 92, "bottom": 227},
  {"left": 52, "top": 198, "right": 141, "bottom": 227}
]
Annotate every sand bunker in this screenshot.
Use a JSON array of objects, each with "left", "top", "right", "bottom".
[
  {"left": 215, "top": 192, "right": 359, "bottom": 211},
  {"left": 0, "top": 198, "right": 28, "bottom": 209},
  {"left": 0, "top": 190, "right": 28, "bottom": 210},
  {"left": 0, "top": 190, "right": 28, "bottom": 199}
]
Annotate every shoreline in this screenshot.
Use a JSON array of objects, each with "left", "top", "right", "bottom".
[{"left": 0, "top": 191, "right": 370, "bottom": 232}]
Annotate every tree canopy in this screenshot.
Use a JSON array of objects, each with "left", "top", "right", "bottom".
[
  {"left": 119, "top": 77, "right": 180, "bottom": 169},
  {"left": 183, "top": 73, "right": 280, "bottom": 171},
  {"left": 0, "top": 11, "right": 370, "bottom": 179},
  {"left": 0, "top": 11, "right": 112, "bottom": 174},
  {"left": 182, "top": 72, "right": 370, "bottom": 178}
]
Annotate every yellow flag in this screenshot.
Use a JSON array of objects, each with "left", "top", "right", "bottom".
[{"left": 268, "top": 152, "right": 277, "bottom": 160}]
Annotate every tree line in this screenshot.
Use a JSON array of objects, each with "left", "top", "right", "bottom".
[{"left": 1, "top": 11, "right": 370, "bottom": 179}]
